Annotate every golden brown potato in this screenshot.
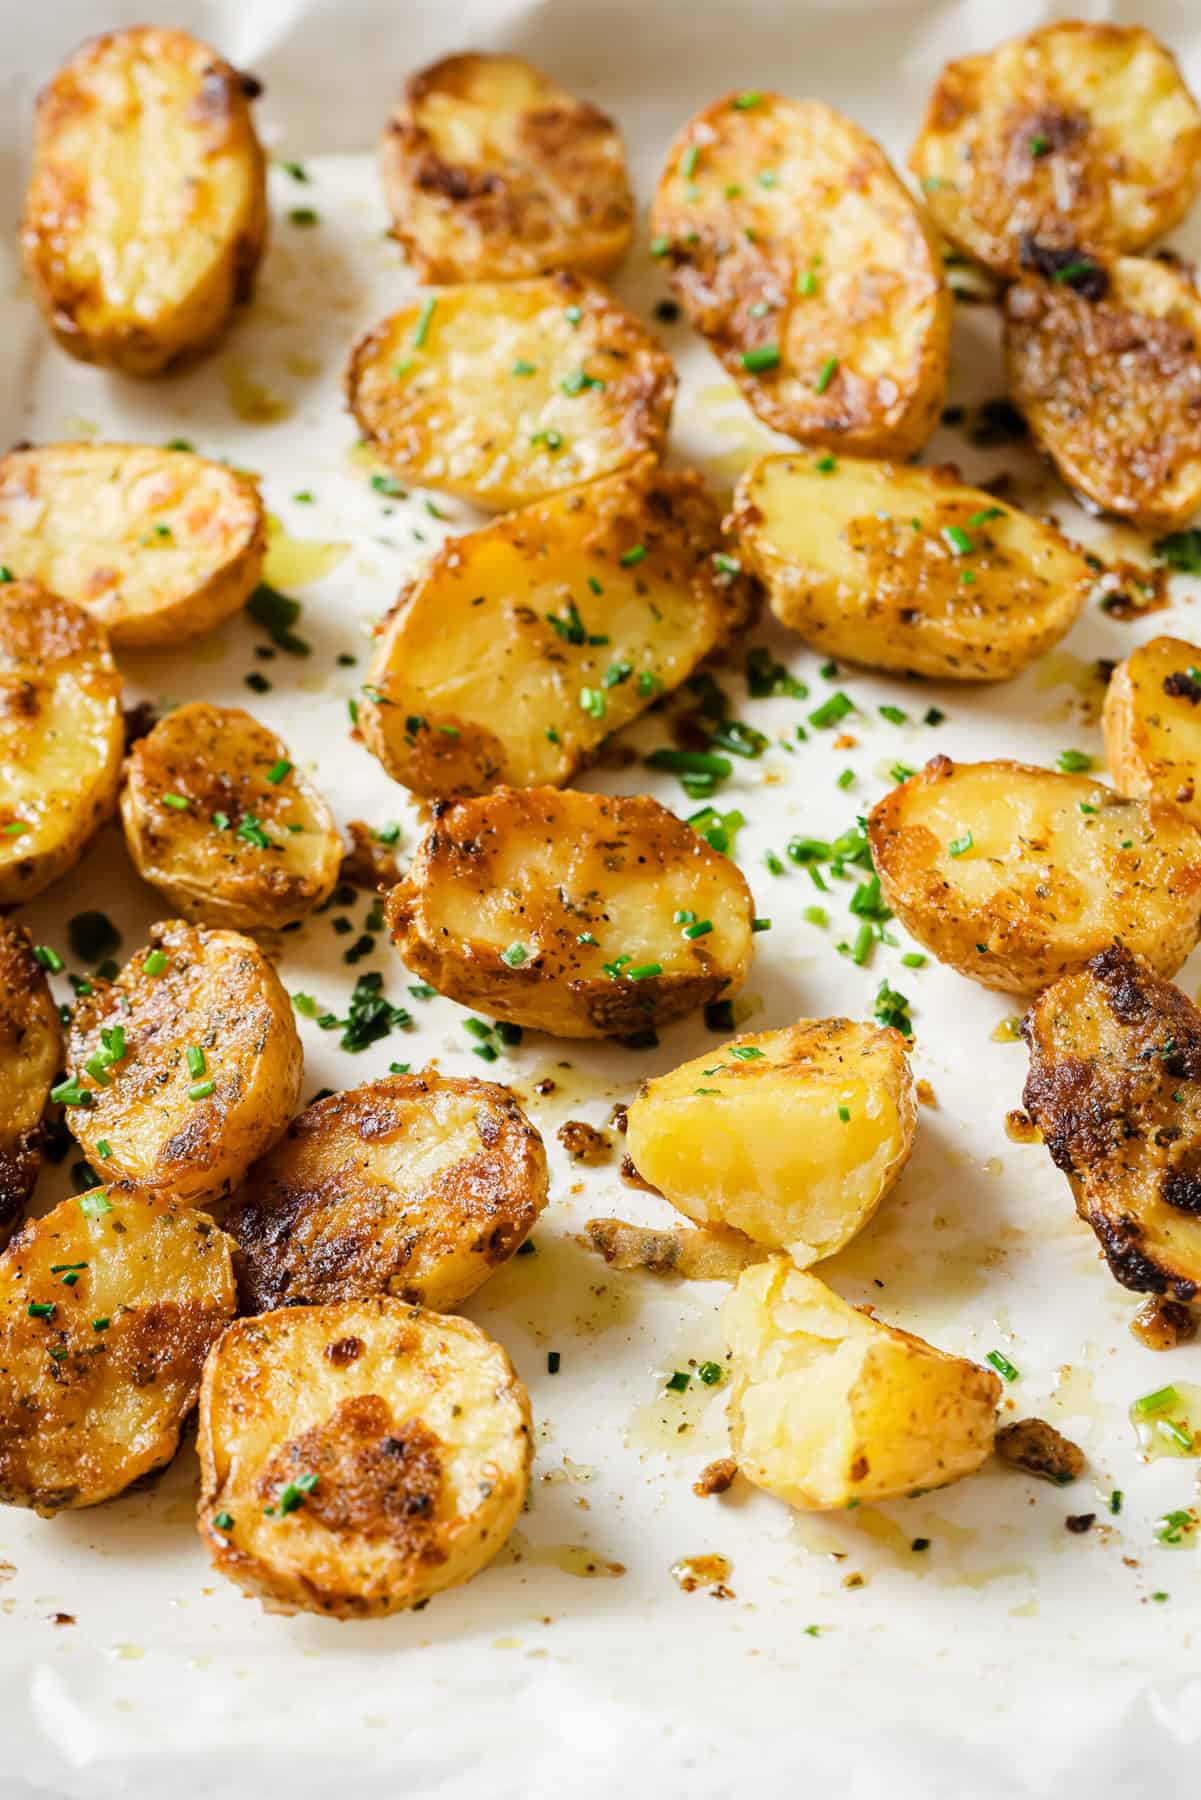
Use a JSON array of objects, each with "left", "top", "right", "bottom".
[
  {"left": 120, "top": 703, "right": 342, "bottom": 929},
  {"left": 66, "top": 921, "right": 303, "bottom": 1206},
  {"left": 346, "top": 274, "right": 675, "bottom": 511},
  {"left": 358, "top": 458, "right": 752, "bottom": 799},
  {"left": 378, "top": 51, "right": 634, "bottom": 282},
  {"left": 626, "top": 1020, "right": 915, "bottom": 1265},
  {"left": 724, "top": 1259, "right": 1000, "bottom": 1510},
  {"left": 21, "top": 26, "right": 267, "bottom": 373},
  {"left": 868, "top": 756, "right": 1201, "bottom": 994},
  {"left": 0, "top": 444, "right": 266, "bottom": 649},
  {"left": 225, "top": 1073, "right": 548, "bottom": 1314},
  {"left": 649, "top": 92, "right": 950, "bottom": 456},
  {"left": 1004, "top": 258, "right": 1201, "bottom": 531},
  {"left": 730, "top": 453, "right": 1093, "bottom": 681},
  {"left": 197, "top": 1298, "right": 532, "bottom": 1618},
  {"left": 0, "top": 923, "right": 62, "bottom": 1249},
  {"left": 0, "top": 1184, "right": 235, "bottom": 1515},
  {"left": 1103, "top": 635, "right": 1201, "bottom": 827},
  {"left": 387, "top": 787, "right": 756, "bottom": 1038},
  {"left": 910, "top": 21, "right": 1201, "bottom": 279},
  {"left": 0, "top": 581, "right": 123, "bottom": 906}
]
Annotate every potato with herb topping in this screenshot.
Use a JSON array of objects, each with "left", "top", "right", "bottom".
[
  {"left": 0, "top": 923, "right": 62, "bottom": 1249},
  {"left": 1103, "top": 636, "right": 1201, "bottom": 828}
]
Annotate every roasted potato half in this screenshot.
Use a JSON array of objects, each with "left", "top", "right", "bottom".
[
  {"left": 358, "top": 458, "right": 751, "bottom": 798},
  {"left": 21, "top": 26, "right": 266, "bottom": 373},
  {"left": 226, "top": 1073, "right": 548, "bottom": 1314},
  {"left": 197, "top": 1298, "right": 532, "bottom": 1618},
  {"left": 649, "top": 93, "right": 950, "bottom": 456},
  {"left": 868, "top": 756, "right": 1201, "bottom": 994},
  {"left": 0, "top": 581, "right": 123, "bottom": 906},
  {"left": 1024, "top": 945, "right": 1201, "bottom": 1304},
  {"left": 731, "top": 453, "right": 1093, "bottom": 682},
  {"left": 346, "top": 274, "right": 675, "bottom": 511},
  {"left": 120, "top": 703, "right": 342, "bottom": 929},
  {"left": 387, "top": 787, "right": 756, "bottom": 1038},
  {"left": 0, "top": 923, "right": 62, "bottom": 1249},
  {"left": 724, "top": 1259, "right": 1000, "bottom": 1510},
  {"left": 1103, "top": 635, "right": 1201, "bottom": 828},
  {"left": 910, "top": 21, "right": 1201, "bottom": 279},
  {"left": 626, "top": 1020, "right": 915, "bottom": 1265},
  {"left": 0, "top": 1184, "right": 235, "bottom": 1515},
  {"left": 378, "top": 51, "right": 634, "bottom": 282},
  {"left": 0, "top": 444, "right": 266, "bottom": 649},
  {"left": 1004, "top": 258, "right": 1201, "bottom": 532},
  {"left": 66, "top": 921, "right": 303, "bottom": 1206}
]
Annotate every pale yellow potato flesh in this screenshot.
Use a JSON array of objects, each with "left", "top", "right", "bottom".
[
  {"left": 724, "top": 1259, "right": 1001, "bottom": 1510},
  {"left": 0, "top": 922, "right": 62, "bottom": 1248},
  {"left": 1103, "top": 636, "right": 1201, "bottom": 828}
]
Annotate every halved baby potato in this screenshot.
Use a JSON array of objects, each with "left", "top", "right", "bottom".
[
  {"left": 120, "top": 703, "right": 343, "bottom": 929},
  {"left": 649, "top": 92, "right": 950, "bottom": 456},
  {"left": 731, "top": 454, "right": 1093, "bottom": 681},
  {"left": 0, "top": 444, "right": 266, "bottom": 648},
  {"left": 358, "top": 457, "right": 751, "bottom": 798},
  {"left": 626, "top": 1020, "right": 915, "bottom": 1265},
  {"left": 66, "top": 920, "right": 303, "bottom": 1206},
  {"left": 868, "top": 756, "right": 1201, "bottom": 993},
  {"left": 225, "top": 1073, "right": 548, "bottom": 1313},
  {"left": 0, "top": 1184, "right": 235, "bottom": 1515},
  {"left": 724, "top": 1259, "right": 1001, "bottom": 1510},
  {"left": 346, "top": 274, "right": 675, "bottom": 511},
  {"left": 379, "top": 51, "right": 634, "bottom": 282},
  {"left": 910, "top": 21, "right": 1201, "bottom": 279},
  {"left": 0, "top": 581, "right": 123, "bottom": 906},
  {"left": 21, "top": 25, "right": 267, "bottom": 374},
  {"left": 197, "top": 1298, "right": 532, "bottom": 1618},
  {"left": 1103, "top": 635, "right": 1201, "bottom": 827},
  {"left": 0, "top": 922, "right": 62, "bottom": 1249},
  {"left": 387, "top": 786, "right": 756, "bottom": 1038}
]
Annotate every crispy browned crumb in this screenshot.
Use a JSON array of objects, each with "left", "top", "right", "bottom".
[
  {"left": 996, "top": 1417, "right": 1085, "bottom": 1484},
  {"left": 340, "top": 820, "right": 402, "bottom": 890},
  {"left": 1130, "top": 1297, "right": 1197, "bottom": 1351},
  {"left": 693, "top": 1457, "right": 738, "bottom": 1497},
  {"left": 557, "top": 1120, "right": 612, "bottom": 1164},
  {"left": 582, "top": 1217, "right": 765, "bottom": 1280},
  {"left": 915, "top": 1079, "right": 937, "bottom": 1108},
  {"left": 1065, "top": 1513, "right": 1096, "bottom": 1534},
  {"left": 610, "top": 1103, "right": 629, "bottom": 1134},
  {"left": 533, "top": 1078, "right": 557, "bottom": 1096}
]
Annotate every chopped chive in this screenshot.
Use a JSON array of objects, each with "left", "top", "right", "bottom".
[
  {"left": 797, "top": 269, "right": 819, "bottom": 297},
  {"left": 34, "top": 945, "right": 64, "bottom": 974},
  {"left": 941, "top": 524, "right": 975, "bottom": 555},
  {"left": 732, "top": 92, "right": 762, "bottom": 110},
  {"left": 1057, "top": 749, "right": 1093, "bottom": 773},
  {"left": 188, "top": 1079, "right": 216, "bottom": 1102},
  {"left": 27, "top": 1301, "right": 55, "bottom": 1319},
  {"left": 186, "top": 1045, "right": 206, "bottom": 1078},
  {"left": 50, "top": 1079, "right": 91, "bottom": 1107},
  {"left": 501, "top": 943, "right": 528, "bottom": 968},
  {"left": 680, "top": 144, "right": 699, "bottom": 179},
  {"left": 666, "top": 1370, "right": 691, "bottom": 1392},
  {"left": 95, "top": 1139, "right": 112, "bottom": 1159},
  {"left": 808, "top": 692, "right": 854, "bottom": 729},
  {"left": 814, "top": 454, "right": 837, "bottom": 473},
  {"left": 511, "top": 359, "right": 537, "bottom": 376},
  {"left": 547, "top": 1350, "right": 561, "bottom": 1374},
  {"left": 1135, "top": 1385, "right": 1179, "bottom": 1416},
  {"left": 412, "top": 296, "right": 437, "bottom": 348},
  {"left": 214, "top": 1510, "right": 234, "bottom": 1532},
  {"left": 879, "top": 704, "right": 907, "bottom": 725},
  {"left": 814, "top": 356, "right": 838, "bottom": 394},
  {"left": 143, "top": 950, "right": 168, "bottom": 976},
  {"left": 78, "top": 1191, "right": 112, "bottom": 1219},
  {"left": 986, "top": 1350, "right": 1019, "bottom": 1382},
  {"left": 579, "top": 686, "right": 606, "bottom": 720},
  {"left": 837, "top": 1104, "right": 851, "bottom": 1122},
  {"left": 684, "top": 919, "right": 713, "bottom": 939},
  {"left": 948, "top": 832, "right": 973, "bottom": 858},
  {"left": 161, "top": 793, "right": 190, "bottom": 811},
  {"left": 967, "top": 506, "right": 1005, "bottom": 527},
  {"left": 265, "top": 759, "right": 292, "bottom": 785},
  {"left": 627, "top": 963, "right": 663, "bottom": 981},
  {"left": 740, "top": 344, "right": 780, "bottom": 373},
  {"left": 620, "top": 544, "right": 647, "bottom": 568}
]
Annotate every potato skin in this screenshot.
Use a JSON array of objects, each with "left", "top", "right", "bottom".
[
  {"left": 225, "top": 1073, "right": 548, "bottom": 1313},
  {"left": 650, "top": 92, "right": 950, "bottom": 456},
  {"left": 379, "top": 52, "right": 634, "bottom": 282},
  {"left": 868, "top": 756, "right": 1201, "bottom": 994},
  {"left": 67, "top": 921, "right": 303, "bottom": 1206},
  {"left": 0, "top": 1184, "right": 235, "bottom": 1515},
  {"left": 0, "top": 445, "right": 266, "bottom": 648},
  {"left": 120, "top": 703, "right": 342, "bottom": 929},
  {"left": 22, "top": 26, "right": 267, "bottom": 374},
  {"left": 387, "top": 787, "right": 756, "bottom": 1038},
  {"left": 1103, "top": 635, "right": 1201, "bottom": 827},
  {"left": 0, "top": 581, "right": 123, "bottom": 905},
  {"left": 0, "top": 922, "right": 62, "bottom": 1249},
  {"left": 197, "top": 1299, "right": 532, "bottom": 1618}
]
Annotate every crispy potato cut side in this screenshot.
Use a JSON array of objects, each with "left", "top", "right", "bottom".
[
  {"left": 226, "top": 1073, "right": 548, "bottom": 1313},
  {"left": 1023, "top": 945, "right": 1201, "bottom": 1304},
  {"left": 0, "top": 1185, "right": 235, "bottom": 1515},
  {"left": 378, "top": 51, "right": 634, "bottom": 282},
  {"left": 197, "top": 1299, "right": 532, "bottom": 1618},
  {"left": 0, "top": 581, "right": 123, "bottom": 906},
  {"left": 21, "top": 26, "right": 266, "bottom": 373},
  {"left": 66, "top": 921, "right": 303, "bottom": 1206},
  {"left": 346, "top": 274, "right": 675, "bottom": 511},
  {"left": 358, "top": 458, "right": 752, "bottom": 798},
  {"left": 868, "top": 756, "right": 1201, "bottom": 994},
  {"left": 649, "top": 92, "right": 950, "bottom": 456},
  {"left": 724, "top": 1259, "right": 1000, "bottom": 1510},
  {"left": 120, "top": 703, "right": 342, "bottom": 929},
  {"left": 387, "top": 787, "right": 755, "bottom": 1038},
  {"left": 910, "top": 21, "right": 1201, "bottom": 278},
  {"left": 731, "top": 454, "right": 1092, "bottom": 681},
  {"left": 0, "top": 923, "right": 62, "bottom": 1249},
  {"left": 626, "top": 1020, "right": 915, "bottom": 1265},
  {"left": 0, "top": 444, "right": 266, "bottom": 648},
  {"left": 1103, "top": 635, "right": 1201, "bottom": 828}
]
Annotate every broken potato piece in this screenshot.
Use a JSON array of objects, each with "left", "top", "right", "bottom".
[
  {"left": 22, "top": 25, "right": 266, "bottom": 374},
  {"left": 626, "top": 1020, "right": 915, "bottom": 1266},
  {"left": 0, "top": 922, "right": 62, "bottom": 1249},
  {"left": 66, "top": 921, "right": 303, "bottom": 1207},
  {"left": 868, "top": 756, "right": 1201, "bottom": 993},
  {"left": 724, "top": 1260, "right": 1000, "bottom": 1510},
  {"left": 0, "top": 1184, "right": 235, "bottom": 1515},
  {"left": 387, "top": 786, "right": 756, "bottom": 1038},
  {"left": 197, "top": 1298, "right": 532, "bottom": 1618},
  {"left": 650, "top": 92, "right": 950, "bottom": 456},
  {"left": 120, "top": 703, "right": 342, "bottom": 929},
  {"left": 1103, "top": 635, "right": 1201, "bottom": 828},
  {"left": 346, "top": 274, "right": 675, "bottom": 511}
]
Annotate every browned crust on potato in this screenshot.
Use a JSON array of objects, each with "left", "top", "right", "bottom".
[
  {"left": 995, "top": 1418, "right": 1085, "bottom": 1484},
  {"left": 0, "top": 921, "right": 62, "bottom": 1248}
]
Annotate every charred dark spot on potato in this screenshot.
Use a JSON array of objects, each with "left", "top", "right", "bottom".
[
  {"left": 849, "top": 1454, "right": 870, "bottom": 1482},
  {"left": 1017, "top": 240, "right": 1109, "bottom": 299},
  {"left": 1089, "top": 1203, "right": 1198, "bottom": 1300},
  {"left": 1163, "top": 670, "right": 1201, "bottom": 705},
  {"left": 325, "top": 1335, "right": 365, "bottom": 1367},
  {"left": 1162, "top": 1169, "right": 1201, "bottom": 1214}
]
